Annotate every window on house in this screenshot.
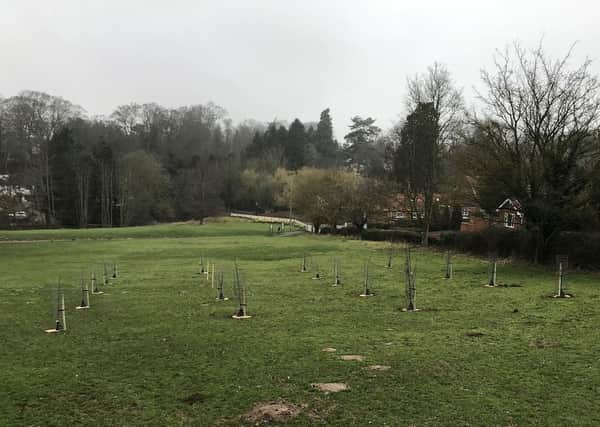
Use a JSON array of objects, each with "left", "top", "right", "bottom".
[
  {"left": 462, "top": 208, "right": 470, "bottom": 220},
  {"left": 392, "top": 211, "right": 405, "bottom": 220}
]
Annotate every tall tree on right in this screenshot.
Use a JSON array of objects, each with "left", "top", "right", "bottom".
[
  {"left": 393, "top": 102, "right": 440, "bottom": 245},
  {"left": 343, "top": 116, "right": 382, "bottom": 175},
  {"left": 393, "top": 63, "right": 464, "bottom": 245},
  {"left": 315, "top": 108, "right": 338, "bottom": 166},
  {"left": 468, "top": 42, "right": 600, "bottom": 262},
  {"left": 286, "top": 119, "right": 307, "bottom": 170},
  {"left": 406, "top": 62, "right": 464, "bottom": 146}
]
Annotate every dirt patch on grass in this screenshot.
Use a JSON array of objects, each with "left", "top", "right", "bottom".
[
  {"left": 321, "top": 347, "right": 337, "bottom": 352},
  {"left": 365, "top": 365, "right": 391, "bottom": 371},
  {"left": 465, "top": 332, "right": 485, "bottom": 337},
  {"left": 242, "top": 400, "right": 303, "bottom": 424},
  {"left": 340, "top": 355, "right": 365, "bottom": 361},
  {"left": 178, "top": 392, "right": 205, "bottom": 405},
  {"left": 311, "top": 383, "right": 350, "bottom": 393},
  {"left": 529, "top": 340, "right": 560, "bottom": 348}
]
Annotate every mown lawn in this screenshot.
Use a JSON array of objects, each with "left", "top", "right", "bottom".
[{"left": 1, "top": 220, "right": 599, "bottom": 426}]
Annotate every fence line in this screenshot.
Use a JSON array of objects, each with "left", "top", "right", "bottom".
[{"left": 230, "top": 212, "right": 313, "bottom": 232}]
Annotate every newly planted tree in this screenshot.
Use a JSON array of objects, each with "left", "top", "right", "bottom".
[
  {"left": 91, "top": 270, "right": 103, "bottom": 295},
  {"left": 554, "top": 255, "right": 573, "bottom": 298},
  {"left": 216, "top": 271, "right": 228, "bottom": 301},
  {"left": 332, "top": 257, "right": 342, "bottom": 286},
  {"left": 403, "top": 247, "right": 418, "bottom": 311},
  {"left": 360, "top": 260, "right": 375, "bottom": 297},
  {"left": 103, "top": 262, "right": 109, "bottom": 286},
  {"left": 487, "top": 253, "right": 498, "bottom": 287},
  {"left": 300, "top": 252, "right": 308, "bottom": 272},
  {"left": 76, "top": 274, "right": 90, "bottom": 309},
  {"left": 232, "top": 262, "right": 251, "bottom": 319},
  {"left": 312, "top": 258, "right": 321, "bottom": 280},
  {"left": 198, "top": 256, "right": 205, "bottom": 274},
  {"left": 445, "top": 250, "right": 453, "bottom": 279},
  {"left": 45, "top": 284, "right": 66, "bottom": 333},
  {"left": 386, "top": 240, "right": 393, "bottom": 269}
]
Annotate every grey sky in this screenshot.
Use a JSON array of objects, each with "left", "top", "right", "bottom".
[{"left": 1, "top": 0, "right": 599, "bottom": 140}]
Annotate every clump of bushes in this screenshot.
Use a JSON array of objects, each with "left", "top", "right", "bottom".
[
  {"left": 437, "top": 228, "right": 534, "bottom": 259},
  {"left": 437, "top": 228, "right": 600, "bottom": 269},
  {"left": 361, "top": 228, "right": 422, "bottom": 244}
]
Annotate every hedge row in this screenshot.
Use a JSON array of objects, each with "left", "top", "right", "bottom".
[
  {"left": 436, "top": 228, "right": 534, "bottom": 258},
  {"left": 359, "top": 227, "right": 600, "bottom": 269},
  {"left": 437, "top": 229, "right": 600, "bottom": 269},
  {"left": 360, "top": 228, "right": 422, "bottom": 244}
]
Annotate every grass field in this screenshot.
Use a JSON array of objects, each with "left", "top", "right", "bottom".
[{"left": 1, "top": 219, "right": 599, "bottom": 426}]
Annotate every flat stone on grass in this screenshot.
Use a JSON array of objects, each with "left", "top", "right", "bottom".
[
  {"left": 365, "top": 365, "right": 391, "bottom": 371},
  {"left": 340, "top": 355, "right": 365, "bottom": 361},
  {"left": 321, "top": 347, "right": 337, "bottom": 352},
  {"left": 242, "top": 400, "right": 303, "bottom": 424},
  {"left": 529, "top": 340, "right": 560, "bottom": 348},
  {"left": 311, "top": 383, "right": 350, "bottom": 393}
]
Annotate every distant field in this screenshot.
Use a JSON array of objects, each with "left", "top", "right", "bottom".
[
  {"left": 0, "top": 218, "right": 268, "bottom": 241},
  {"left": 1, "top": 221, "right": 599, "bottom": 426}
]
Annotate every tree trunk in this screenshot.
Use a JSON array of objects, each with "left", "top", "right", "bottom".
[
  {"left": 100, "top": 162, "right": 114, "bottom": 227},
  {"left": 77, "top": 170, "right": 90, "bottom": 227},
  {"left": 421, "top": 191, "right": 434, "bottom": 246},
  {"left": 100, "top": 164, "right": 107, "bottom": 226},
  {"left": 119, "top": 168, "right": 131, "bottom": 227},
  {"left": 44, "top": 146, "right": 55, "bottom": 225},
  {"left": 422, "top": 221, "right": 430, "bottom": 246}
]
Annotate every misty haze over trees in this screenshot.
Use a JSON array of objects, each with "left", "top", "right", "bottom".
[{"left": 2, "top": 42, "right": 600, "bottom": 262}]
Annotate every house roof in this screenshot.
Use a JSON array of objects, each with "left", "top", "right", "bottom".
[{"left": 497, "top": 198, "right": 522, "bottom": 211}]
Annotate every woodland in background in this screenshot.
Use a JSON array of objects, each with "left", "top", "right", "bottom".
[
  {"left": 0, "top": 95, "right": 391, "bottom": 228},
  {"left": 2, "top": 43, "right": 600, "bottom": 263}
]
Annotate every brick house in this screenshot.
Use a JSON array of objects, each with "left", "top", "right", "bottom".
[{"left": 460, "top": 198, "right": 524, "bottom": 232}]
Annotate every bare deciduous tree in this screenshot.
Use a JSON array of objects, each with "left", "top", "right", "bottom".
[
  {"left": 397, "top": 63, "right": 464, "bottom": 245},
  {"left": 0, "top": 91, "right": 83, "bottom": 224},
  {"left": 471, "top": 42, "right": 600, "bottom": 261},
  {"left": 406, "top": 62, "right": 465, "bottom": 145}
]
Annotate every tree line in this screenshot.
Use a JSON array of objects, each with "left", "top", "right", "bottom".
[
  {"left": 0, "top": 92, "right": 391, "bottom": 227},
  {"left": 2, "top": 42, "right": 600, "bottom": 262}
]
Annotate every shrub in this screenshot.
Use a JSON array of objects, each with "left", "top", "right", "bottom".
[
  {"left": 361, "top": 228, "right": 422, "bottom": 243},
  {"left": 437, "top": 228, "right": 600, "bottom": 269},
  {"left": 551, "top": 232, "right": 600, "bottom": 269}
]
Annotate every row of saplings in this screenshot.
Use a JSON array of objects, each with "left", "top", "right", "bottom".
[
  {"left": 44, "top": 255, "right": 247, "bottom": 332},
  {"left": 44, "top": 249, "right": 572, "bottom": 331},
  {"left": 45, "top": 262, "right": 118, "bottom": 333},
  {"left": 200, "top": 247, "right": 573, "bottom": 321},
  {"left": 298, "top": 249, "right": 572, "bottom": 314},
  {"left": 197, "top": 256, "right": 251, "bottom": 319}
]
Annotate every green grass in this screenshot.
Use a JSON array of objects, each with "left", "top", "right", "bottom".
[{"left": 1, "top": 221, "right": 599, "bottom": 426}]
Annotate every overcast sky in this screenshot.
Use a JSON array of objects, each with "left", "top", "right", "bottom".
[{"left": 1, "top": 1, "right": 599, "bottom": 139}]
